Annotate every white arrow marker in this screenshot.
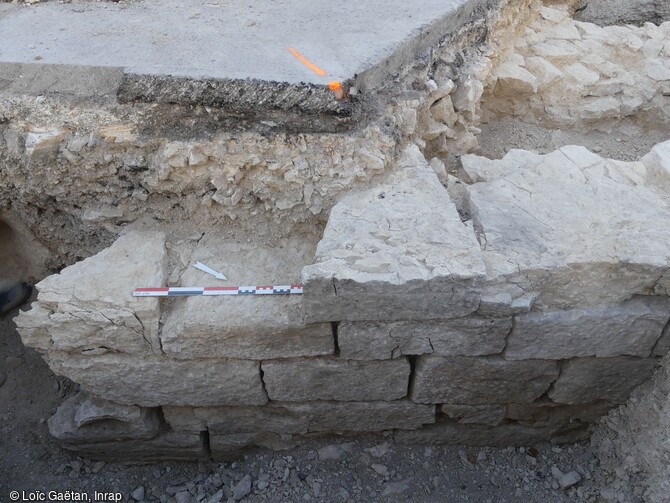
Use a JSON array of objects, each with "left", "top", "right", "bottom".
[{"left": 192, "top": 261, "right": 227, "bottom": 280}]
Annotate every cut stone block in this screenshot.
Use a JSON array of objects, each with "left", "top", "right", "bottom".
[
  {"left": 338, "top": 317, "right": 510, "bottom": 360},
  {"left": 63, "top": 432, "right": 207, "bottom": 462},
  {"left": 15, "top": 231, "right": 167, "bottom": 356},
  {"left": 165, "top": 400, "right": 435, "bottom": 435},
  {"left": 280, "top": 400, "right": 435, "bottom": 432},
  {"left": 302, "top": 146, "right": 485, "bottom": 322},
  {"left": 464, "top": 146, "right": 670, "bottom": 312},
  {"left": 506, "top": 401, "right": 615, "bottom": 428},
  {"left": 549, "top": 357, "right": 658, "bottom": 404},
  {"left": 395, "top": 419, "right": 588, "bottom": 446},
  {"left": 261, "top": 357, "right": 410, "bottom": 402},
  {"left": 163, "top": 404, "right": 310, "bottom": 435},
  {"left": 161, "top": 237, "right": 333, "bottom": 360},
  {"left": 45, "top": 352, "right": 267, "bottom": 407},
  {"left": 411, "top": 356, "right": 559, "bottom": 404},
  {"left": 48, "top": 392, "right": 161, "bottom": 443},
  {"left": 505, "top": 297, "right": 670, "bottom": 360},
  {"left": 440, "top": 404, "right": 506, "bottom": 426}
]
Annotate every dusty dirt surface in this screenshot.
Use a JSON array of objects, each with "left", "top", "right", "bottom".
[
  {"left": 475, "top": 118, "right": 669, "bottom": 162},
  {"left": 1, "top": 299, "right": 630, "bottom": 503}
]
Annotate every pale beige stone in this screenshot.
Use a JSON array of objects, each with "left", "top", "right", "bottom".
[
  {"left": 261, "top": 357, "right": 410, "bottom": 402},
  {"left": 440, "top": 404, "right": 506, "bottom": 426},
  {"left": 45, "top": 352, "right": 268, "bottom": 407},
  {"left": 338, "top": 317, "right": 510, "bottom": 360},
  {"left": 161, "top": 236, "right": 333, "bottom": 360},
  {"left": 495, "top": 62, "right": 537, "bottom": 94},
  {"left": 48, "top": 392, "right": 161, "bottom": 443},
  {"left": 165, "top": 400, "right": 434, "bottom": 434},
  {"left": 549, "top": 357, "right": 658, "bottom": 404},
  {"left": 16, "top": 231, "right": 167, "bottom": 356},
  {"left": 302, "top": 146, "right": 485, "bottom": 323},
  {"left": 506, "top": 401, "right": 615, "bottom": 427},
  {"left": 411, "top": 356, "right": 559, "bottom": 405},
  {"left": 465, "top": 146, "right": 670, "bottom": 311},
  {"left": 64, "top": 432, "right": 207, "bottom": 462},
  {"left": 505, "top": 297, "right": 670, "bottom": 360}
]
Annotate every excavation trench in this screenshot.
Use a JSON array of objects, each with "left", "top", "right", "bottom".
[{"left": 1, "top": 0, "right": 669, "bottom": 467}]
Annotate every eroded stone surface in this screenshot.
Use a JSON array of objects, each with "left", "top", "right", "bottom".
[
  {"left": 485, "top": 5, "right": 670, "bottom": 129},
  {"left": 63, "top": 432, "right": 207, "bottom": 462},
  {"left": 506, "top": 297, "right": 670, "bottom": 360},
  {"left": 411, "top": 356, "right": 559, "bottom": 404},
  {"left": 549, "top": 357, "right": 659, "bottom": 404},
  {"left": 506, "top": 401, "right": 615, "bottom": 428},
  {"left": 161, "top": 237, "right": 333, "bottom": 360},
  {"left": 395, "top": 419, "right": 588, "bottom": 446},
  {"left": 45, "top": 352, "right": 267, "bottom": 407},
  {"left": 464, "top": 145, "right": 670, "bottom": 312},
  {"left": 338, "top": 317, "right": 510, "bottom": 360},
  {"left": 48, "top": 392, "right": 161, "bottom": 443},
  {"left": 440, "top": 404, "right": 506, "bottom": 426},
  {"left": 163, "top": 404, "right": 309, "bottom": 435},
  {"left": 261, "top": 358, "right": 410, "bottom": 402},
  {"left": 165, "top": 400, "right": 435, "bottom": 434},
  {"left": 15, "top": 231, "right": 167, "bottom": 356},
  {"left": 302, "top": 146, "right": 485, "bottom": 323}
]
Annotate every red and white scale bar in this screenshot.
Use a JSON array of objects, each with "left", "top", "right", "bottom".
[{"left": 133, "top": 284, "right": 303, "bottom": 297}]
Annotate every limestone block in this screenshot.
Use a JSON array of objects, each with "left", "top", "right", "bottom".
[
  {"left": 165, "top": 400, "right": 434, "bottom": 434},
  {"left": 524, "top": 57, "right": 563, "bottom": 90},
  {"left": 338, "top": 317, "right": 510, "bottom": 360},
  {"left": 301, "top": 145, "right": 485, "bottom": 323},
  {"left": 495, "top": 62, "right": 537, "bottom": 95},
  {"left": 283, "top": 400, "right": 436, "bottom": 432},
  {"left": 506, "top": 401, "right": 615, "bottom": 428},
  {"left": 24, "top": 128, "right": 67, "bottom": 157},
  {"left": 477, "top": 291, "right": 536, "bottom": 317},
  {"left": 161, "top": 237, "right": 333, "bottom": 360},
  {"left": 440, "top": 404, "right": 506, "bottom": 426},
  {"left": 465, "top": 146, "right": 670, "bottom": 311},
  {"left": 395, "top": 419, "right": 587, "bottom": 446},
  {"left": 652, "top": 322, "right": 670, "bottom": 356},
  {"left": 641, "top": 140, "right": 670, "bottom": 194},
  {"left": 15, "top": 231, "right": 167, "bottom": 356},
  {"left": 538, "top": 6, "right": 569, "bottom": 24},
  {"left": 531, "top": 40, "right": 581, "bottom": 60},
  {"left": 542, "top": 21, "right": 581, "bottom": 41},
  {"left": 48, "top": 392, "right": 161, "bottom": 443},
  {"left": 564, "top": 63, "right": 600, "bottom": 86},
  {"left": 578, "top": 97, "right": 621, "bottom": 120},
  {"left": 163, "top": 404, "right": 310, "bottom": 435},
  {"left": 63, "top": 432, "right": 207, "bottom": 462},
  {"left": 505, "top": 297, "right": 670, "bottom": 360},
  {"left": 549, "top": 357, "right": 658, "bottom": 404},
  {"left": 261, "top": 357, "right": 410, "bottom": 402},
  {"left": 15, "top": 303, "right": 52, "bottom": 351},
  {"left": 45, "top": 352, "right": 267, "bottom": 407},
  {"left": 410, "top": 356, "right": 558, "bottom": 405}
]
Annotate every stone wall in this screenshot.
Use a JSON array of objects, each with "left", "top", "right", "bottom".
[
  {"left": 5, "top": 0, "right": 670, "bottom": 461},
  {"left": 15, "top": 142, "right": 670, "bottom": 460},
  {"left": 482, "top": 4, "right": 670, "bottom": 132}
]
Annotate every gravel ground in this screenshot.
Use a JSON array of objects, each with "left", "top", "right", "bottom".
[{"left": 0, "top": 300, "right": 630, "bottom": 503}]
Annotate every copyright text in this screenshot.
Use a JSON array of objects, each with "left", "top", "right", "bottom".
[{"left": 8, "top": 491, "right": 123, "bottom": 502}]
